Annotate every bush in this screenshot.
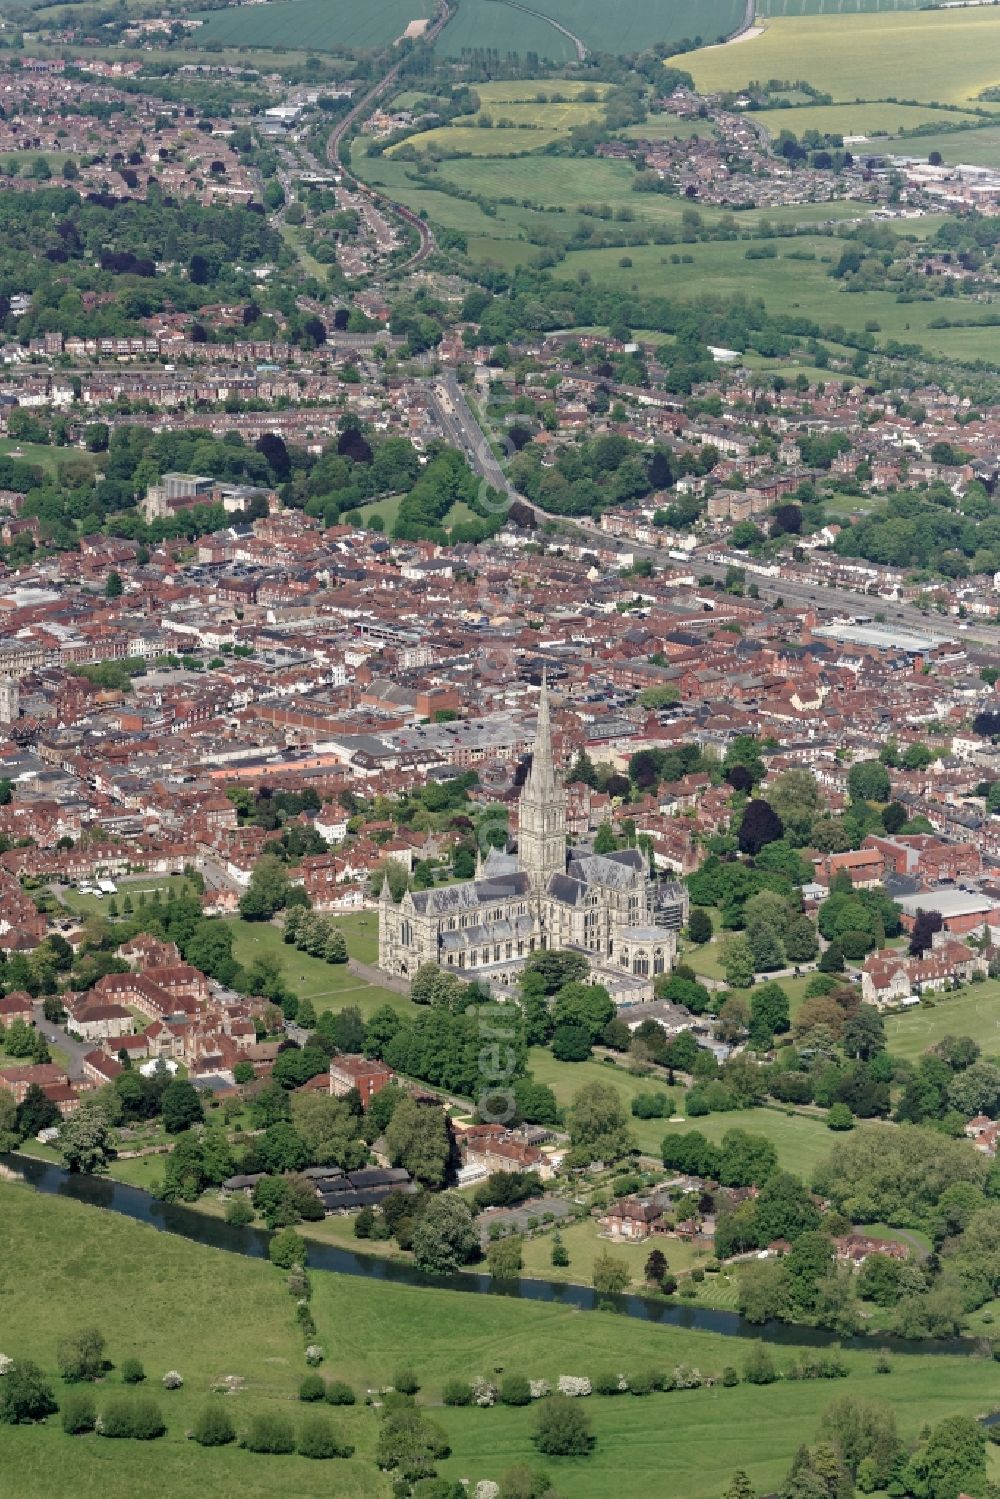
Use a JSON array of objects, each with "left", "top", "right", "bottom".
[
  {"left": 393, "top": 1368, "right": 420, "bottom": 1395},
  {"left": 299, "top": 1375, "right": 326, "bottom": 1402},
  {"left": 324, "top": 1380, "right": 356, "bottom": 1407},
  {"left": 120, "top": 1358, "right": 145, "bottom": 1386},
  {"left": 628, "top": 1370, "right": 655, "bottom": 1396},
  {"left": 60, "top": 1389, "right": 96, "bottom": 1434},
  {"left": 501, "top": 1374, "right": 532, "bottom": 1407},
  {"left": 722, "top": 1367, "right": 740, "bottom": 1387},
  {"left": 742, "top": 1344, "right": 777, "bottom": 1386},
  {"left": 297, "top": 1414, "right": 353, "bottom": 1459},
  {"left": 532, "top": 1394, "right": 595, "bottom": 1457},
  {"left": 269, "top": 1227, "right": 306, "bottom": 1269},
  {"left": 99, "top": 1396, "right": 166, "bottom": 1440},
  {"left": 593, "top": 1371, "right": 625, "bottom": 1396},
  {"left": 243, "top": 1411, "right": 295, "bottom": 1454},
  {"left": 442, "top": 1379, "right": 472, "bottom": 1406},
  {"left": 0, "top": 1361, "right": 58, "bottom": 1424},
  {"left": 192, "top": 1404, "right": 236, "bottom": 1447}
]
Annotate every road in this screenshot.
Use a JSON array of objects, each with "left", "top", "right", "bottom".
[
  {"left": 33, "top": 1004, "right": 91, "bottom": 1082},
  {"left": 422, "top": 373, "right": 1000, "bottom": 651}
]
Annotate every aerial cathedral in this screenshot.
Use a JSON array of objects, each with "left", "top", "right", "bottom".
[{"left": 378, "top": 676, "right": 680, "bottom": 995}]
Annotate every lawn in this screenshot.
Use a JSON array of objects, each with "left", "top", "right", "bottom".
[
  {"left": 680, "top": 10, "right": 1000, "bottom": 110},
  {"left": 886, "top": 121, "right": 1000, "bottom": 168},
  {"left": 225, "top": 916, "right": 413, "bottom": 1020},
  {"left": 518, "top": 1216, "right": 714, "bottom": 1288},
  {"left": 56, "top": 877, "right": 200, "bottom": 919},
  {"left": 0, "top": 438, "right": 97, "bottom": 478},
  {"left": 2, "top": 1181, "right": 997, "bottom": 1499},
  {"left": 195, "top": 0, "right": 434, "bottom": 52},
  {"left": 883, "top": 979, "right": 1000, "bottom": 1062}
]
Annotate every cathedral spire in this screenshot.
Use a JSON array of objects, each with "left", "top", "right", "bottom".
[{"left": 526, "top": 667, "right": 557, "bottom": 796}]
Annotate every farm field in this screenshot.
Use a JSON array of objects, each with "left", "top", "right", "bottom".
[
  {"left": 391, "top": 123, "right": 578, "bottom": 155},
  {"left": 224, "top": 914, "right": 413, "bottom": 1019},
  {"left": 883, "top": 979, "right": 1000, "bottom": 1061},
  {"left": 194, "top": 0, "right": 434, "bottom": 53},
  {"left": 433, "top": 0, "right": 578, "bottom": 62},
  {"left": 760, "top": 0, "right": 945, "bottom": 13},
  {"left": 552, "top": 238, "right": 1000, "bottom": 361},
  {"left": 511, "top": 0, "right": 744, "bottom": 55},
  {"left": 680, "top": 10, "right": 1000, "bottom": 110},
  {"left": 752, "top": 101, "right": 984, "bottom": 139}
]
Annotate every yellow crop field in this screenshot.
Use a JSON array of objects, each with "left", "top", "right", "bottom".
[
  {"left": 390, "top": 80, "right": 608, "bottom": 155},
  {"left": 680, "top": 10, "right": 1000, "bottom": 109}
]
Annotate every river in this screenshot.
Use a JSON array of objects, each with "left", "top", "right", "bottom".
[{"left": 3, "top": 1154, "right": 980, "bottom": 1357}]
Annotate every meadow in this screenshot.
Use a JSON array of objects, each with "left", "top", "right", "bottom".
[
  {"left": 680, "top": 9, "right": 1000, "bottom": 110},
  {"left": 56, "top": 876, "right": 201, "bottom": 918},
  {"left": 194, "top": 0, "right": 434, "bottom": 53},
  {"left": 885, "top": 120, "right": 1000, "bottom": 166},
  {"left": 2, "top": 1165, "right": 999, "bottom": 1498}
]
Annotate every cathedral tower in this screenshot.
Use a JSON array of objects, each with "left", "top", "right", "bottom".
[{"left": 518, "top": 670, "right": 566, "bottom": 888}]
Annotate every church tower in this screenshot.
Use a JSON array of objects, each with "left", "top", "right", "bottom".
[
  {"left": 518, "top": 670, "right": 566, "bottom": 889},
  {"left": 0, "top": 678, "right": 19, "bottom": 726}
]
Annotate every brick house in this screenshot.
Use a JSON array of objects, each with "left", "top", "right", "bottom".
[
  {"left": 328, "top": 1054, "right": 394, "bottom": 1109},
  {"left": 602, "top": 1195, "right": 664, "bottom": 1242}
]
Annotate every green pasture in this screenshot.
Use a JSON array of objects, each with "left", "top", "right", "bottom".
[
  {"left": 752, "top": 101, "right": 983, "bottom": 139},
  {"left": 886, "top": 121, "right": 1000, "bottom": 167},
  {"left": 433, "top": 0, "right": 579, "bottom": 62}
]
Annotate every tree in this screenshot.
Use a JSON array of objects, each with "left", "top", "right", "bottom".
[
  {"left": 749, "top": 982, "right": 790, "bottom": 1048},
  {"left": 105, "top": 570, "right": 123, "bottom": 599},
  {"left": 59, "top": 1101, "right": 116, "bottom": 1174},
  {"left": 161, "top": 1079, "right": 203, "bottom": 1134},
  {"left": 532, "top": 1395, "right": 595, "bottom": 1457},
  {"left": 551, "top": 1023, "right": 593, "bottom": 1062},
  {"left": 61, "top": 1388, "right": 97, "bottom": 1434},
  {"left": 738, "top": 800, "right": 784, "bottom": 856},
  {"left": 723, "top": 1471, "right": 757, "bottom": 1499},
  {"left": 644, "top": 1247, "right": 668, "bottom": 1286},
  {"left": 552, "top": 981, "right": 614, "bottom": 1041},
  {"left": 0, "top": 1086, "right": 16, "bottom": 1152},
  {"left": 721, "top": 935, "right": 755, "bottom": 990},
  {"left": 746, "top": 921, "right": 785, "bottom": 976},
  {"left": 592, "top": 1249, "right": 630, "bottom": 1296},
  {"left": 290, "top": 1092, "right": 365, "bottom": 1171},
  {"left": 905, "top": 1414, "right": 985, "bottom": 1499},
  {"left": 239, "top": 854, "right": 292, "bottom": 920},
  {"left": 784, "top": 916, "right": 819, "bottom": 963},
  {"left": 17, "top": 1082, "right": 60, "bottom": 1139},
  {"left": 566, "top": 1080, "right": 634, "bottom": 1163},
  {"left": 742, "top": 1342, "right": 777, "bottom": 1385},
  {"left": 56, "top": 1327, "right": 105, "bottom": 1383},
  {"left": 819, "top": 1396, "right": 900, "bottom": 1486},
  {"left": 754, "top": 1171, "right": 820, "bottom": 1244},
  {"left": 487, "top": 1234, "right": 524, "bottom": 1281},
  {"left": 848, "top": 761, "right": 890, "bottom": 804},
  {"left": 909, "top": 908, "right": 944, "bottom": 957},
  {"left": 411, "top": 1195, "right": 478, "bottom": 1274},
  {"left": 376, "top": 1405, "right": 450, "bottom": 1480},
  {"left": 688, "top": 908, "right": 713, "bottom": 945},
  {"left": 385, "top": 1097, "right": 450, "bottom": 1187},
  {"left": 297, "top": 1413, "right": 353, "bottom": 1459},
  {"left": 827, "top": 1103, "right": 854, "bottom": 1132},
  {"left": 768, "top": 769, "right": 822, "bottom": 842},
  {"left": 0, "top": 1361, "right": 57, "bottom": 1423}
]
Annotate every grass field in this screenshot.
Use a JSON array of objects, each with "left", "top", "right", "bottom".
[
  {"left": 552, "top": 237, "right": 1000, "bottom": 361},
  {"left": 886, "top": 121, "right": 1000, "bottom": 166},
  {"left": 3, "top": 1181, "right": 1000, "bottom": 1499},
  {"left": 0, "top": 438, "right": 97, "bottom": 478},
  {"left": 752, "top": 101, "right": 983, "bottom": 138},
  {"left": 195, "top": 0, "right": 434, "bottom": 52},
  {"left": 225, "top": 915, "right": 413, "bottom": 1019},
  {"left": 884, "top": 979, "right": 1000, "bottom": 1062},
  {"left": 680, "top": 10, "right": 1000, "bottom": 110},
  {"left": 518, "top": 1216, "right": 714, "bottom": 1287}
]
